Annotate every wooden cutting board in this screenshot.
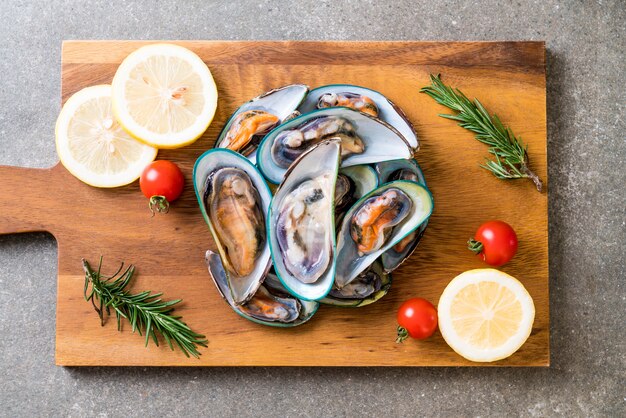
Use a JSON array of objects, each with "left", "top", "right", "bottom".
[{"left": 0, "top": 41, "right": 549, "bottom": 366}]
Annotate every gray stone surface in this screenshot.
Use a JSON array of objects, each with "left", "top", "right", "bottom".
[{"left": 0, "top": 0, "right": 624, "bottom": 416}]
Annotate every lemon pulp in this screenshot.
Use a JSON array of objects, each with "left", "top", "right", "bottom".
[
  {"left": 56, "top": 85, "right": 157, "bottom": 188},
  {"left": 112, "top": 44, "right": 218, "bottom": 148},
  {"left": 438, "top": 269, "right": 535, "bottom": 362}
]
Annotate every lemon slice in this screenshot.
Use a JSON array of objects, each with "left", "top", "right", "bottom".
[
  {"left": 438, "top": 269, "right": 535, "bottom": 362},
  {"left": 111, "top": 43, "right": 218, "bottom": 148},
  {"left": 56, "top": 85, "right": 158, "bottom": 188}
]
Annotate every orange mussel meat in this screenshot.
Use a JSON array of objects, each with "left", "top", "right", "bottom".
[
  {"left": 207, "top": 168, "right": 265, "bottom": 277},
  {"left": 350, "top": 188, "right": 412, "bottom": 255},
  {"left": 221, "top": 110, "right": 279, "bottom": 153},
  {"left": 317, "top": 92, "right": 379, "bottom": 117}
]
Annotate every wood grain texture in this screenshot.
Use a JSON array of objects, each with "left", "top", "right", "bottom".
[{"left": 0, "top": 41, "right": 549, "bottom": 366}]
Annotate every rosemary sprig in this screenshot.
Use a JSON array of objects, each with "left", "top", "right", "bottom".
[
  {"left": 83, "top": 257, "right": 208, "bottom": 358},
  {"left": 420, "top": 74, "right": 543, "bottom": 192}
]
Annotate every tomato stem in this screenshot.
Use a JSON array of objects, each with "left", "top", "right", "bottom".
[
  {"left": 396, "top": 326, "right": 409, "bottom": 344},
  {"left": 467, "top": 238, "right": 484, "bottom": 254},
  {"left": 148, "top": 195, "right": 170, "bottom": 216}
]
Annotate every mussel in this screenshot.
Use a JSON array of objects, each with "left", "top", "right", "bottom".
[
  {"left": 329, "top": 267, "right": 382, "bottom": 299},
  {"left": 257, "top": 107, "right": 412, "bottom": 184},
  {"left": 350, "top": 188, "right": 412, "bottom": 256},
  {"left": 375, "top": 159, "right": 429, "bottom": 272},
  {"left": 334, "top": 180, "right": 433, "bottom": 289},
  {"left": 298, "top": 84, "right": 420, "bottom": 151},
  {"left": 220, "top": 110, "right": 279, "bottom": 156},
  {"left": 206, "top": 251, "right": 318, "bottom": 326},
  {"left": 206, "top": 167, "right": 265, "bottom": 277},
  {"left": 268, "top": 139, "right": 341, "bottom": 301},
  {"left": 193, "top": 149, "right": 272, "bottom": 305},
  {"left": 317, "top": 92, "right": 379, "bottom": 117},
  {"left": 239, "top": 285, "right": 299, "bottom": 323},
  {"left": 276, "top": 174, "right": 333, "bottom": 284},
  {"left": 392, "top": 233, "right": 416, "bottom": 253},
  {"left": 334, "top": 174, "right": 355, "bottom": 216},
  {"left": 321, "top": 260, "right": 391, "bottom": 307},
  {"left": 334, "top": 166, "right": 379, "bottom": 227},
  {"left": 214, "top": 84, "right": 309, "bottom": 161},
  {"left": 270, "top": 116, "right": 365, "bottom": 169}
]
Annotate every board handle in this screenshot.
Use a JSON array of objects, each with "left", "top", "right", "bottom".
[{"left": 0, "top": 164, "right": 60, "bottom": 235}]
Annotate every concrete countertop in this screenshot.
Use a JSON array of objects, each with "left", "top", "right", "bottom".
[{"left": 0, "top": 0, "right": 623, "bottom": 416}]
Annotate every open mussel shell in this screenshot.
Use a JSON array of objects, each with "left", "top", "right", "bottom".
[
  {"left": 339, "top": 165, "right": 379, "bottom": 200},
  {"left": 334, "top": 180, "right": 433, "bottom": 289},
  {"left": 375, "top": 158, "right": 427, "bottom": 187},
  {"left": 335, "top": 165, "right": 379, "bottom": 226},
  {"left": 375, "top": 159, "right": 429, "bottom": 272},
  {"left": 320, "top": 259, "right": 391, "bottom": 308},
  {"left": 267, "top": 139, "right": 341, "bottom": 301},
  {"left": 206, "top": 251, "right": 318, "bottom": 327},
  {"left": 256, "top": 107, "right": 412, "bottom": 184},
  {"left": 214, "top": 84, "right": 309, "bottom": 162},
  {"left": 298, "top": 84, "right": 420, "bottom": 151},
  {"left": 193, "top": 149, "right": 272, "bottom": 305}
]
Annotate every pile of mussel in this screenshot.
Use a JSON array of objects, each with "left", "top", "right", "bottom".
[{"left": 193, "top": 84, "right": 434, "bottom": 327}]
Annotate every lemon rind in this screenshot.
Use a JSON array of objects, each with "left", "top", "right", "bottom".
[
  {"left": 110, "top": 43, "right": 218, "bottom": 149},
  {"left": 55, "top": 85, "right": 158, "bottom": 188},
  {"left": 437, "top": 269, "right": 535, "bottom": 363}
]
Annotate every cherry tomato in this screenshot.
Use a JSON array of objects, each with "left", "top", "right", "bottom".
[
  {"left": 468, "top": 220, "right": 518, "bottom": 266},
  {"left": 140, "top": 160, "right": 185, "bottom": 215},
  {"left": 396, "top": 298, "right": 438, "bottom": 343}
]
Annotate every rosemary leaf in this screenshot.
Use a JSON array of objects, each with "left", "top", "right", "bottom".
[
  {"left": 83, "top": 257, "right": 208, "bottom": 358},
  {"left": 420, "top": 74, "right": 543, "bottom": 192}
]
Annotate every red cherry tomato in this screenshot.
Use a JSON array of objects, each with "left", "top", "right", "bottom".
[
  {"left": 140, "top": 160, "right": 185, "bottom": 215},
  {"left": 396, "top": 298, "right": 438, "bottom": 343},
  {"left": 468, "top": 220, "right": 518, "bottom": 266}
]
